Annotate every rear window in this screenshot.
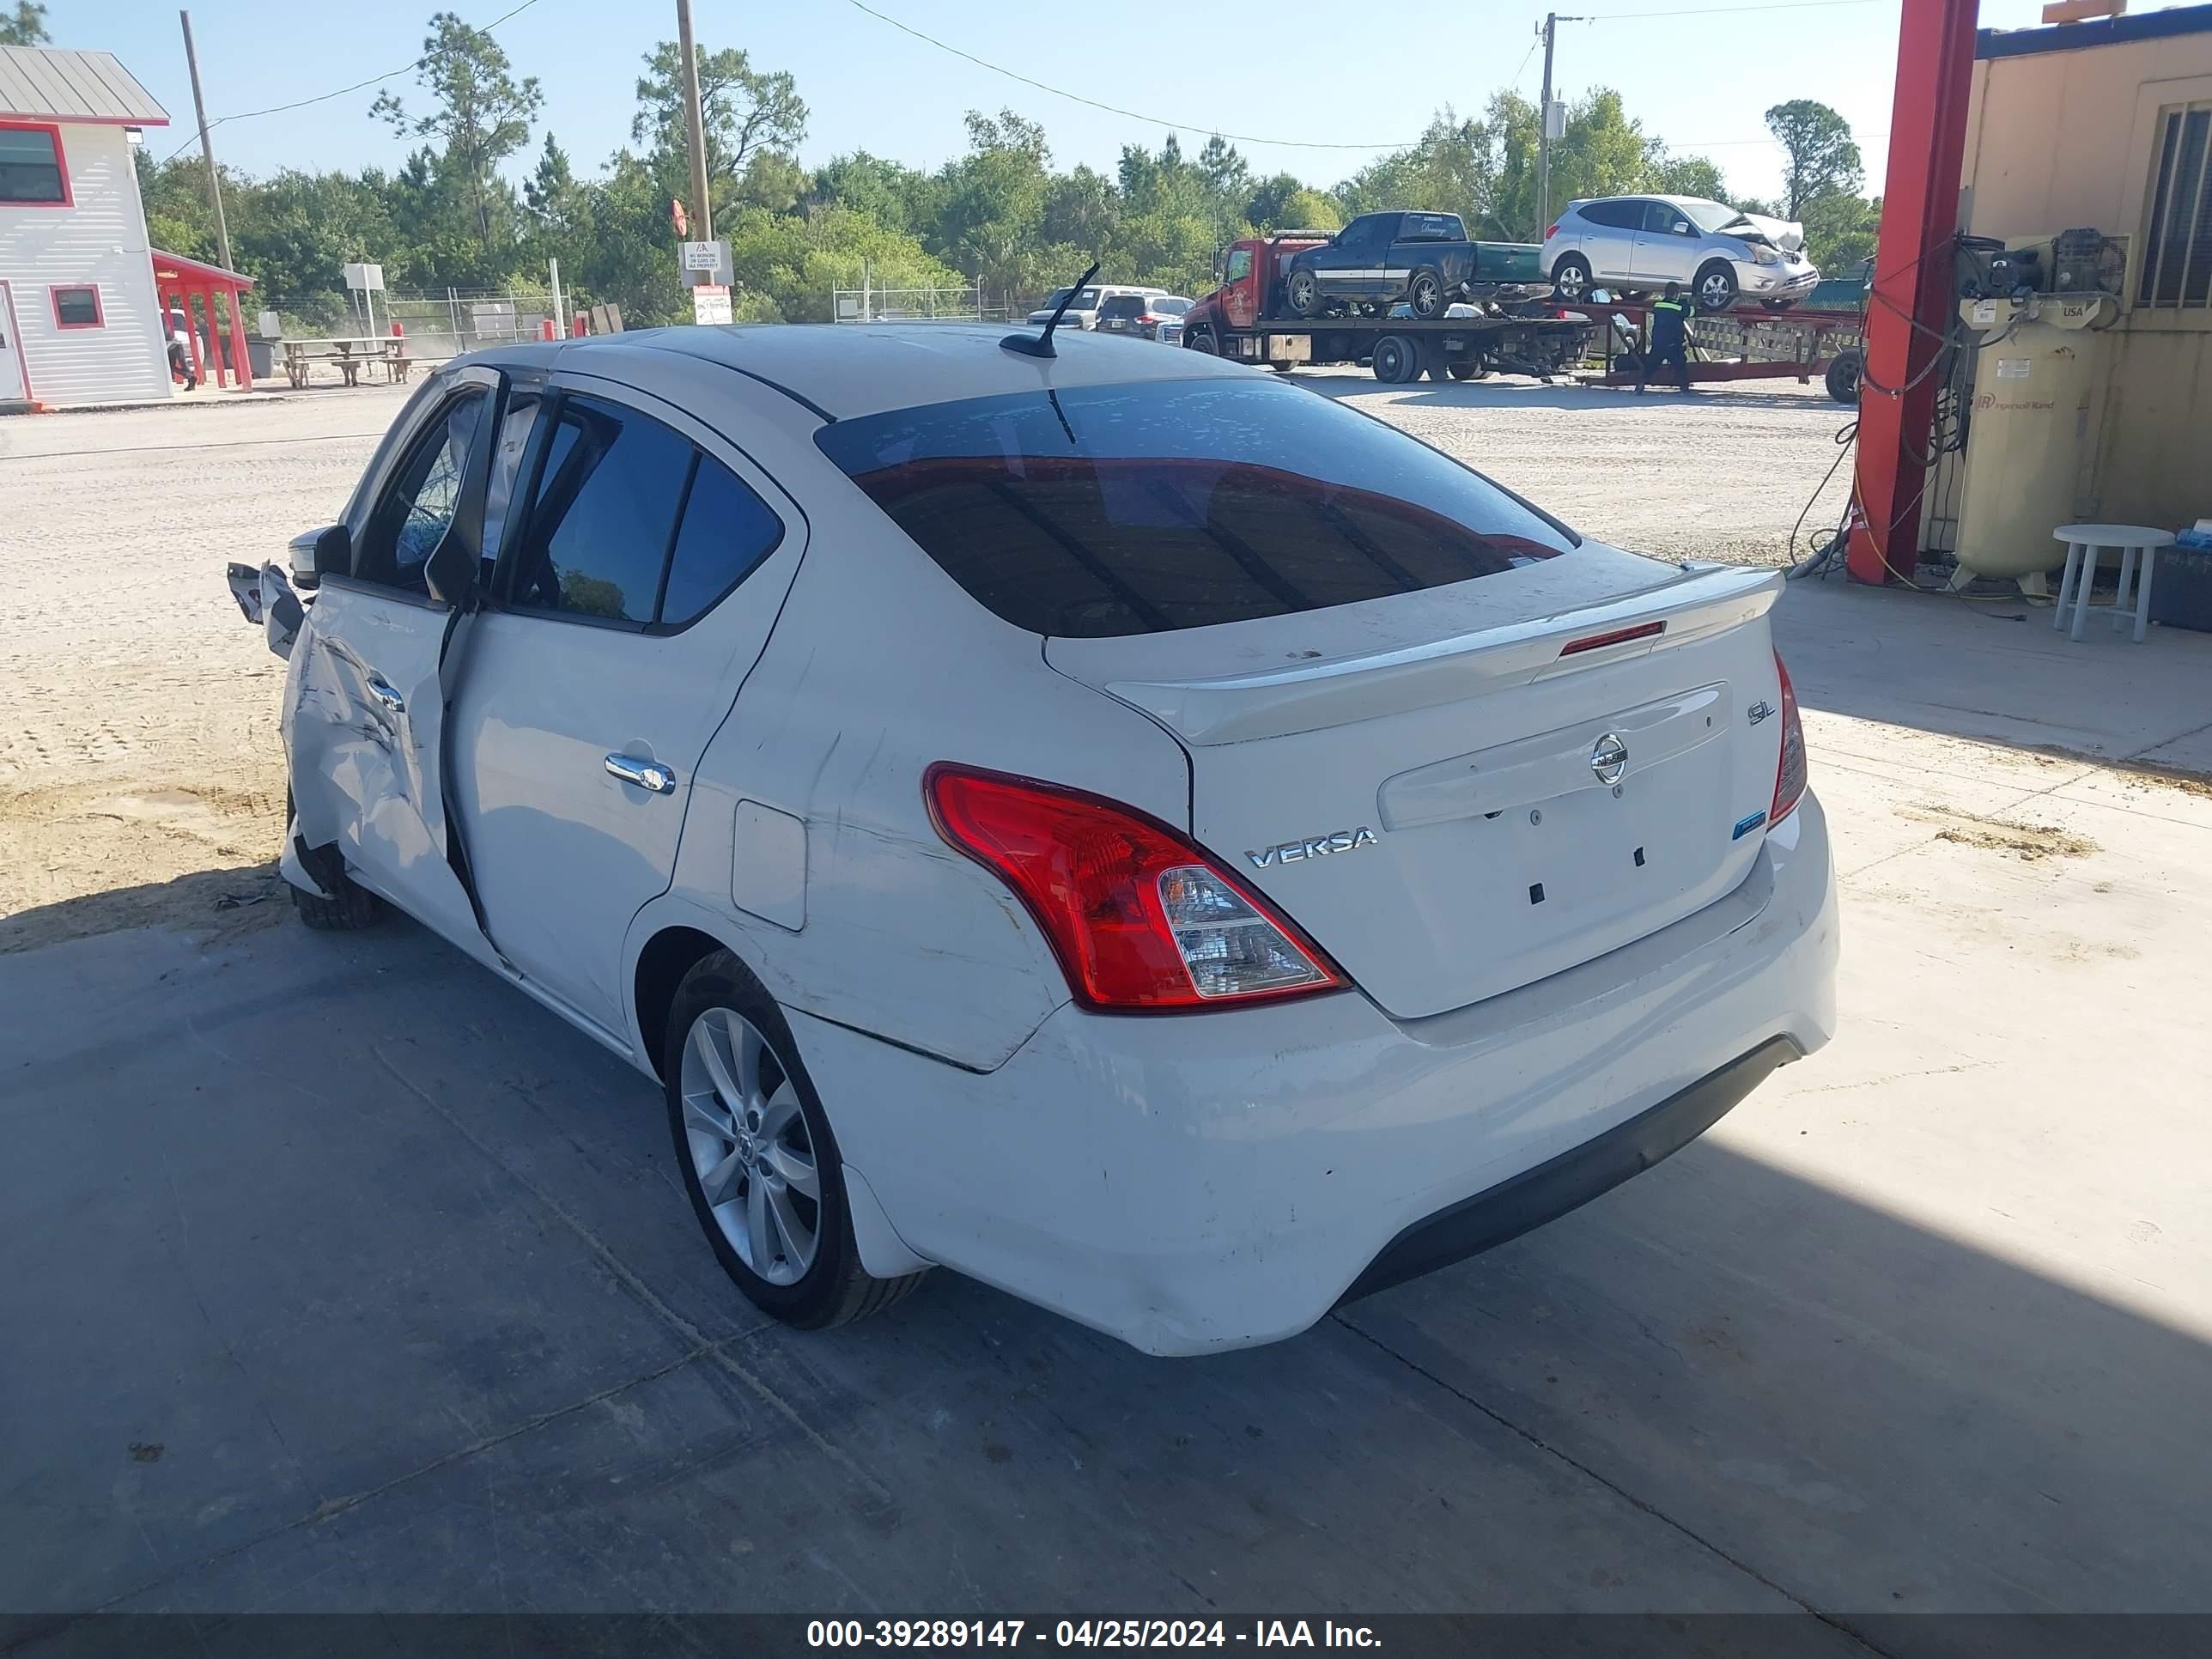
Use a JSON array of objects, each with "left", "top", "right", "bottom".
[
  {"left": 813, "top": 379, "right": 1576, "bottom": 639},
  {"left": 1099, "top": 296, "right": 1147, "bottom": 319},
  {"left": 1151, "top": 296, "right": 1192, "bottom": 315},
  {"left": 1401, "top": 213, "right": 1464, "bottom": 241}
]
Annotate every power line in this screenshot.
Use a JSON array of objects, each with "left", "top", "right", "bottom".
[
  {"left": 1583, "top": 0, "right": 1886, "bottom": 16},
  {"left": 154, "top": 0, "right": 545, "bottom": 167},
  {"left": 842, "top": 0, "right": 1423, "bottom": 150}
]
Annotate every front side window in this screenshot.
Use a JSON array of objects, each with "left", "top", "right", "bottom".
[
  {"left": 0, "top": 125, "right": 65, "bottom": 205},
  {"left": 1224, "top": 248, "right": 1253, "bottom": 284},
  {"left": 815, "top": 379, "right": 1577, "bottom": 640},
  {"left": 507, "top": 393, "right": 693, "bottom": 623},
  {"left": 52, "top": 285, "right": 101, "bottom": 327},
  {"left": 1338, "top": 216, "right": 1388, "bottom": 252},
  {"left": 353, "top": 388, "right": 488, "bottom": 591}
]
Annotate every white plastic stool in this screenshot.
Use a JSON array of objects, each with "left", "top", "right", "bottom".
[{"left": 2052, "top": 525, "right": 2173, "bottom": 643}]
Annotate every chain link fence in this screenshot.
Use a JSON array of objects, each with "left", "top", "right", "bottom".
[
  {"left": 831, "top": 285, "right": 1014, "bottom": 323},
  {"left": 257, "top": 288, "right": 560, "bottom": 363}
]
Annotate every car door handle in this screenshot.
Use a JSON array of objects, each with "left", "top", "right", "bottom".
[
  {"left": 605, "top": 754, "right": 677, "bottom": 794},
  {"left": 365, "top": 675, "right": 405, "bottom": 714}
]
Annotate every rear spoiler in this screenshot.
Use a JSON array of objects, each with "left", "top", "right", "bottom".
[{"left": 1101, "top": 565, "right": 1782, "bottom": 747}]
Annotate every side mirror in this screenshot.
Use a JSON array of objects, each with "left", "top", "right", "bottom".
[
  {"left": 422, "top": 529, "right": 478, "bottom": 610},
  {"left": 305, "top": 523, "right": 350, "bottom": 582},
  {"left": 1674, "top": 222, "right": 1692, "bottom": 236}
]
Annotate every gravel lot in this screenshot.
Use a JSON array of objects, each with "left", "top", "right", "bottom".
[{"left": 0, "top": 370, "right": 1851, "bottom": 951}]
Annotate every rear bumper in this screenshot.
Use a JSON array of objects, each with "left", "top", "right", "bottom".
[
  {"left": 1339, "top": 1035, "right": 1799, "bottom": 1304},
  {"left": 795, "top": 793, "right": 1838, "bottom": 1355}
]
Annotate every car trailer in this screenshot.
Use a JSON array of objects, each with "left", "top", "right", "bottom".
[
  {"left": 1571, "top": 298, "right": 1868, "bottom": 402},
  {"left": 1200, "top": 312, "right": 1597, "bottom": 384}
]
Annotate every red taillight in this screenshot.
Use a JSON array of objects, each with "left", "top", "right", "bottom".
[
  {"left": 1545, "top": 222, "right": 1560, "bottom": 240},
  {"left": 925, "top": 764, "right": 1347, "bottom": 1012},
  {"left": 1771, "top": 650, "right": 1807, "bottom": 823}
]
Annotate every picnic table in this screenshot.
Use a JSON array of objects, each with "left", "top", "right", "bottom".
[{"left": 282, "top": 337, "right": 412, "bottom": 389}]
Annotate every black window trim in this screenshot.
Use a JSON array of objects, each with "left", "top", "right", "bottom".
[
  {"left": 339, "top": 378, "right": 499, "bottom": 600},
  {"left": 485, "top": 384, "right": 790, "bottom": 638}
]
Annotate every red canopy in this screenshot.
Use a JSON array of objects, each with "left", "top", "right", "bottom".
[{"left": 149, "top": 247, "right": 255, "bottom": 392}]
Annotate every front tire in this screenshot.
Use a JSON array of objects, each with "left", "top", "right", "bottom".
[
  {"left": 284, "top": 784, "right": 384, "bottom": 931},
  {"left": 1285, "top": 269, "right": 1321, "bottom": 318},
  {"left": 1185, "top": 328, "right": 1218, "bottom": 355},
  {"left": 1447, "top": 359, "right": 1488, "bottom": 381},
  {"left": 1694, "top": 261, "right": 1740, "bottom": 312},
  {"left": 1552, "top": 253, "right": 1593, "bottom": 304},
  {"left": 665, "top": 951, "right": 925, "bottom": 1331}
]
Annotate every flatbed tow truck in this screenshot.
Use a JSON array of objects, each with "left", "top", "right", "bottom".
[{"left": 1180, "top": 232, "right": 1595, "bottom": 384}]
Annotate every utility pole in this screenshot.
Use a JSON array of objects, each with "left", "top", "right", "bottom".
[
  {"left": 1534, "top": 12, "right": 1584, "bottom": 239},
  {"left": 178, "top": 10, "right": 234, "bottom": 272},
  {"left": 674, "top": 0, "right": 713, "bottom": 245}
]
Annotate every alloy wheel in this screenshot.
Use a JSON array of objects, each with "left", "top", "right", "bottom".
[
  {"left": 1698, "top": 270, "right": 1735, "bottom": 310},
  {"left": 679, "top": 1006, "right": 821, "bottom": 1285}
]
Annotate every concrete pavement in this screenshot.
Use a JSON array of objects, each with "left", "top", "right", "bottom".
[{"left": 3, "top": 576, "right": 2209, "bottom": 1638}]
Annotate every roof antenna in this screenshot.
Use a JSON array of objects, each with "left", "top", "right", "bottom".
[{"left": 1002, "top": 261, "right": 1099, "bottom": 359}]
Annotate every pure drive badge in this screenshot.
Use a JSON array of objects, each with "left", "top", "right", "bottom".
[{"left": 1245, "top": 827, "right": 1379, "bottom": 869}]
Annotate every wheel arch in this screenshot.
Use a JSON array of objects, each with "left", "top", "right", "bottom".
[{"left": 632, "top": 919, "right": 734, "bottom": 1082}]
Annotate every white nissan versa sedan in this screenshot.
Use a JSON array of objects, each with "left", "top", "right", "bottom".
[{"left": 228, "top": 323, "right": 1837, "bottom": 1355}]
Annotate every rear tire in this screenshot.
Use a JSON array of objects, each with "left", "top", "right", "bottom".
[
  {"left": 1270, "top": 361, "right": 1296, "bottom": 374},
  {"left": 1552, "top": 253, "right": 1593, "bottom": 304},
  {"left": 1447, "top": 359, "right": 1487, "bottom": 381},
  {"left": 1407, "top": 267, "right": 1447, "bottom": 319},
  {"left": 1824, "top": 347, "right": 1863, "bottom": 405},
  {"left": 1370, "top": 334, "right": 1416, "bottom": 384},
  {"left": 665, "top": 951, "right": 926, "bottom": 1332},
  {"left": 1285, "top": 269, "right": 1322, "bottom": 319}
]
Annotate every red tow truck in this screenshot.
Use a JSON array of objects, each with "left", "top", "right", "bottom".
[{"left": 1180, "top": 232, "right": 1595, "bottom": 384}]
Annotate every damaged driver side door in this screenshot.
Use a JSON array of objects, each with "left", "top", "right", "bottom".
[{"left": 286, "top": 368, "right": 504, "bottom": 957}]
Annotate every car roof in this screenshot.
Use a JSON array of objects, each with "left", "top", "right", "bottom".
[{"left": 500, "top": 323, "right": 1252, "bottom": 422}]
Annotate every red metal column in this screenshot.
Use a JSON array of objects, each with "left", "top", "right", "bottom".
[
  {"left": 231, "top": 292, "right": 254, "bottom": 388},
  {"left": 182, "top": 287, "right": 206, "bottom": 388},
  {"left": 1847, "top": 0, "right": 1980, "bottom": 584}
]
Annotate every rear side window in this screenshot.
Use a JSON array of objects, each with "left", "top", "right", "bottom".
[
  {"left": 660, "top": 456, "right": 784, "bottom": 625},
  {"left": 508, "top": 393, "right": 693, "bottom": 622},
  {"left": 501, "top": 393, "right": 783, "bottom": 628},
  {"left": 814, "top": 380, "right": 1576, "bottom": 639},
  {"left": 1580, "top": 200, "right": 1643, "bottom": 229}
]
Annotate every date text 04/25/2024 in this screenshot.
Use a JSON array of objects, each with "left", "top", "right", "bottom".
[{"left": 806, "top": 1621, "right": 1382, "bottom": 1649}]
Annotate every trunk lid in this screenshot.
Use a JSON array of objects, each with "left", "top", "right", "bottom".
[{"left": 1047, "top": 552, "right": 1789, "bottom": 1021}]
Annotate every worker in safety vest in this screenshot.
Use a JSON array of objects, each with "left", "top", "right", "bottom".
[{"left": 1638, "top": 282, "right": 1694, "bottom": 394}]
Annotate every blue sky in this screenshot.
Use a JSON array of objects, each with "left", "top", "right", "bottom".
[{"left": 87, "top": 0, "right": 2075, "bottom": 206}]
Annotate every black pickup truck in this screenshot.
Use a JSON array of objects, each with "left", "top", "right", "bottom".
[{"left": 1277, "top": 211, "right": 1547, "bottom": 320}]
